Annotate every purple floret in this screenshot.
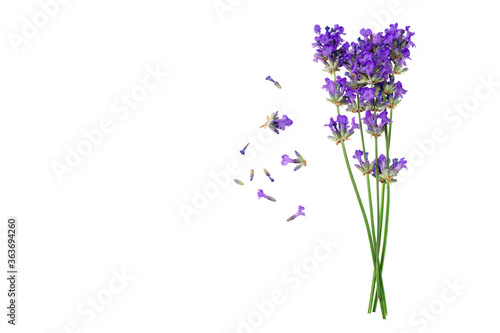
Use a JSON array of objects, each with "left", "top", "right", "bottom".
[{"left": 287, "top": 205, "right": 306, "bottom": 221}]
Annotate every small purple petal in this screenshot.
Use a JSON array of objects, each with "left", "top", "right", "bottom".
[{"left": 281, "top": 154, "right": 292, "bottom": 166}]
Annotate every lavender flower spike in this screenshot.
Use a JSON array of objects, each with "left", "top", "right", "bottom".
[
  {"left": 263, "top": 168, "right": 274, "bottom": 182},
  {"left": 325, "top": 115, "right": 359, "bottom": 145},
  {"left": 362, "top": 110, "right": 392, "bottom": 138},
  {"left": 266, "top": 75, "right": 282, "bottom": 89},
  {"left": 240, "top": 143, "right": 250, "bottom": 155},
  {"left": 372, "top": 154, "right": 408, "bottom": 183},
  {"left": 353, "top": 150, "right": 375, "bottom": 175},
  {"left": 312, "top": 24, "right": 347, "bottom": 72},
  {"left": 257, "top": 189, "right": 276, "bottom": 202},
  {"left": 286, "top": 205, "right": 306, "bottom": 221}
]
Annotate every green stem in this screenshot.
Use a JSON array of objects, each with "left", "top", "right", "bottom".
[
  {"left": 373, "top": 137, "right": 388, "bottom": 316},
  {"left": 387, "top": 108, "right": 394, "bottom": 154},
  {"left": 357, "top": 94, "right": 376, "bottom": 260},
  {"left": 381, "top": 110, "right": 393, "bottom": 269},
  {"left": 371, "top": 109, "right": 394, "bottom": 313},
  {"left": 357, "top": 94, "right": 368, "bottom": 156},
  {"left": 360, "top": 104, "right": 378, "bottom": 313},
  {"left": 330, "top": 74, "right": 386, "bottom": 318},
  {"left": 375, "top": 137, "right": 380, "bottom": 252},
  {"left": 372, "top": 182, "right": 390, "bottom": 313},
  {"left": 376, "top": 184, "right": 386, "bottom": 257},
  {"left": 381, "top": 184, "right": 390, "bottom": 269},
  {"left": 369, "top": 64, "right": 396, "bottom": 314},
  {"left": 366, "top": 175, "right": 376, "bottom": 313},
  {"left": 340, "top": 140, "right": 386, "bottom": 319}
]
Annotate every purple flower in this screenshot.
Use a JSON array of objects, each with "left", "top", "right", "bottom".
[
  {"left": 393, "top": 158, "right": 407, "bottom": 172},
  {"left": 345, "top": 35, "right": 392, "bottom": 85},
  {"left": 266, "top": 75, "right": 281, "bottom": 89},
  {"left": 358, "top": 87, "right": 376, "bottom": 102},
  {"left": 282, "top": 151, "right": 307, "bottom": 171},
  {"left": 360, "top": 28, "right": 372, "bottom": 38},
  {"left": 277, "top": 115, "right": 293, "bottom": 130},
  {"left": 240, "top": 143, "right": 250, "bottom": 155},
  {"left": 257, "top": 189, "right": 276, "bottom": 202},
  {"left": 325, "top": 115, "right": 359, "bottom": 145},
  {"left": 281, "top": 154, "right": 296, "bottom": 166},
  {"left": 343, "top": 24, "right": 415, "bottom": 90},
  {"left": 362, "top": 110, "right": 392, "bottom": 137},
  {"left": 353, "top": 150, "right": 375, "bottom": 175},
  {"left": 263, "top": 168, "right": 274, "bottom": 182},
  {"left": 322, "top": 76, "right": 355, "bottom": 106},
  {"left": 394, "top": 81, "right": 407, "bottom": 99},
  {"left": 286, "top": 205, "right": 306, "bottom": 221},
  {"left": 312, "top": 24, "right": 348, "bottom": 72},
  {"left": 382, "top": 79, "right": 407, "bottom": 108},
  {"left": 322, "top": 77, "right": 337, "bottom": 95},
  {"left": 378, "top": 111, "right": 392, "bottom": 125},
  {"left": 372, "top": 154, "right": 408, "bottom": 183},
  {"left": 260, "top": 111, "right": 293, "bottom": 134},
  {"left": 383, "top": 23, "right": 416, "bottom": 71},
  {"left": 318, "top": 23, "right": 415, "bottom": 99}
]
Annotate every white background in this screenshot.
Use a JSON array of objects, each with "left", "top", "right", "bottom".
[{"left": 1, "top": 0, "right": 499, "bottom": 332}]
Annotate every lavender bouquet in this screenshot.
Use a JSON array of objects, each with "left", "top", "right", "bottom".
[{"left": 312, "top": 23, "right": 415, "bottom": 319}]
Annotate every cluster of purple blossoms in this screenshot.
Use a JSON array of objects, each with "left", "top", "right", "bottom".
[
  {"left": 383, "top": 23, "right": 415, "bottom": 74},
  {"left": 325, "top": 115, "right": 359, "bottom": 145},
  {"left": 260, "top": 111, "right": 293, "bottom": 134},
  {"left": 313, "top": 24, "right": 349, "bottom": 73},
  {"left": 281, "top": 150, "right": 307, "bottom": 171},
  {"left": 353, "top": 150, "right": 375, "bottom": 175},
  {"left": 315, "top": 24, "right": 414, "bottom": 117},
  {"left": 362, "top": 110, "right": 392, "bottom": 137},
  {"left": 322, "top": 76, "right": 354, "bottom": 106},
  {"left": 351, "top": 34, "right": 392, "bottom": 86},
  {"left": 313, "top": 23, "right": 414, "bottom": 319},
  {"left": 372, "top": 154, "right": 408, "bottom": 183},
  {"left": 384, "top": 78, "right": 408, "bottom": 108}
]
